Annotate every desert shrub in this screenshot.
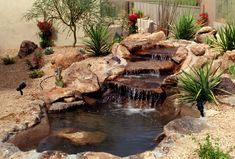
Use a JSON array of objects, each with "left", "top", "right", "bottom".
[
  {"left": 30, "top": 69, "right": 44, "bottom": 79},
  {"left": 43, "top": 47, "right": 54, "bottom": 55},
  {"left": 178, "top": 62, "right": 222, "bottom": 105},
  {"left": 84, "top": 24, "right": 111, "bottom": 56},
  {"left": 195, "top": 135, "right": 232, "bottom": 159},
  {"left": 1, "top": 55, "right": 15, "bottom": 65},
  {"left": 55, "top": 67, "right": 64, "bottom": 88},
  {"left": 210, "top": 24, "right": 235, "bottom": 52},
  {"left": 171, "top": 13, "right": 199, "bottom": 40},
  {"left": 229, "top": 64, "right": 235, "bottom": 77}
]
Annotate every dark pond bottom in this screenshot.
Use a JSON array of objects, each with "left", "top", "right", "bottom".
[{"left": 36, "top": 103, "right": 164, "bottom": 157}]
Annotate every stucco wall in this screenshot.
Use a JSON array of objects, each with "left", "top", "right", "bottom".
[{"left": 0, "top": 0, "right": 83, "bottom": 52}]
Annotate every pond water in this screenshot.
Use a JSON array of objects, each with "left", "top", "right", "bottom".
[{"left": 36, "top": 103, "right": 164, "bottom": 157}]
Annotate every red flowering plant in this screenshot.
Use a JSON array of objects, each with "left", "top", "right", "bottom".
[
  {"left": 128, "top": 13, "right": 140, "bottom": 34},
  {"left": 197, "top": 12, "right": 208, "bottom": 26},
  {"left": 37, "top": 20, "right": 53, "bottom": 48}
]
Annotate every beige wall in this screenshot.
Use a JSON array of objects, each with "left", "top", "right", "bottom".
[{"left": 0, "top": 0, "right": 83, "bottom": 52}]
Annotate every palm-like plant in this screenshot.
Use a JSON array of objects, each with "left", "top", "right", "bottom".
[
  {"left": 171, "top": 13, "right": 199, "bottom": 40},
  {"left": 178, "top": 62, "right": 223, "bottom": 116},
  {"left": 84, "top": 24, "right": 111, "bottom": 56},
  {"left": 210, "top": 24, "right": 235, "bottom": 52}
]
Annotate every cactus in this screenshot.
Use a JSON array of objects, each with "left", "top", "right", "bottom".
[{"left": 55, "top": 67, "right": 64, "bottom": 88}]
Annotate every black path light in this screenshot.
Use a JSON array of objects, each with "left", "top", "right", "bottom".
[{"left": 16, "top": 82, "right": 27, "bottom": 95}]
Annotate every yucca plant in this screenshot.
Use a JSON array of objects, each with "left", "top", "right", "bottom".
[
  {"left": 171, "top": 13, "right": 199, "bottom": 40},
  {"left": 210, "top": 24, "right": 235, "bottom": 52},
  {"left": 84, "top": 24, "right": 111, "bottom": 56},
  {"left": 178, "top": 62, "right": 223, "bottom": 116}
]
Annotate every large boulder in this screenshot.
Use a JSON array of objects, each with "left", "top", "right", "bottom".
[
  {"left": 56, "top": 129, "right": 107, "bottom": 145},
  {"left": 121, "top": 31, "right": 166, "bottom": 52},
  {"left": 51, "top": 51, "right": 85, "bottom": 69},
  {"left": 18, "top": 40, "right": 38, "bottom": 58},
  {"left": 195, "top": 26, "right": 217, "bottom": 43},
  {"left": 215, "top": 77, "right": 235, "bottom": 95},
  {"left": 164, "top": 116, "right": 208, "bottom": 137},
  {"left": 64, "top": 54, "right": 127, "bottom": 93},
  {"left": 171, "top": 47, "right": 188, "bottom": 64},
  {"left": 156, "top": 95, "right": 200, "bottom": 121}
]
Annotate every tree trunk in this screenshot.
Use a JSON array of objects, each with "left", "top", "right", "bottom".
[{"left": 72, "top": 25, "right": 77, "bottom": 47}]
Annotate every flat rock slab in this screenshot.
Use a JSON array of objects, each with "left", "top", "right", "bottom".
[
  {"left": 125, "top": 61, "right": 175, "bottom": 75},
  {"left": 110, "top": 77, "right": 163, "bottom": 94},
  {"left": 49, "top": 101, "right": 85, "bottom": 112}
]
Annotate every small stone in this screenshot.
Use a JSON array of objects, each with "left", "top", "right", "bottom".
[
  {"left": 80, "top": 152, "right": 120, "bottom": 159},
  {"left": 64, "top": 97, "right": 75, "bottom": 103},
  {"left": 190, "top": 44, "right": 206, "bottom": 56},
  {"left": 227, "top": 51, "right": 235, "bottom": 62}
]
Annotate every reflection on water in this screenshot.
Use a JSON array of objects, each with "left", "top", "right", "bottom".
[{"left": 37, "top": 103, "right": 164, "bottom": 157}]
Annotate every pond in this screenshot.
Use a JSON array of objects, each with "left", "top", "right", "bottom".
[{"left": 36, "top": 103, "right": 165, "bottom": 157}]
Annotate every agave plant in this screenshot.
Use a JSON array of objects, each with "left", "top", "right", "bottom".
[
  {"left": 84, "top": 24, "right": 111, "bottom": 56},
  {"left": 178, "top": 62, "right": 223, "bottom": 116},
  {"left": 210, "top": 24, "right": 235, "bottom": 52},
  {"left": 171, "top": 13, "right": 199, "bottom": 40}
]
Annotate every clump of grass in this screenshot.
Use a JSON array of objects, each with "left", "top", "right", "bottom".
[
  {"left": 194, "top": 135, "right": 233, "bottom": 159},
  {"left": 178, "top": 62, "right": 222, "bottom": 105},
  {"left": 84, "top": 24, "right": 111, "bottom": 56},
  {"left": 1, "top": 55, "right": 15, "bottom": 65},
  {"left": 171, "top": 13, "right": 199, "bottom": 40},
  {"left": 210, "top": 24, "right": 235, "bottom": 52},
  {"left": 30, "top": 69, "right": 44, "bottom": 79}
]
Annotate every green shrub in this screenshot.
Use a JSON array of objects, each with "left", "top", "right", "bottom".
[
  {"left": 195, "top": 135, "right": 232, "bottom": 159},
  {"left": 1, "top": 55, "right": 15, "bottom": 65},
  {"left": 84, "top": 24, "right": 111, "bottom": 56},
  {"left": 30, "top": 69, "right": 44, "bottom": 79},
  {"left": 178, "top": 62, "right": 222, "bottom": 105},
  {"left": 229, "top": 64, "right": 235, "bottom": 77},
  {"left": 210, "top": 24, "right": 235, "bottom": 52},
  {"left": 43, "top": 47, "right": 54, "bottom": 55},
  {"left": 171, "top": 13, "right": 199, "bottom": 40}
]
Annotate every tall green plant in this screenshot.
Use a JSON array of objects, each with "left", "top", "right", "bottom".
[
  {"left": 178, "top": 62, "right": 223, "bottom": 116},
  {"left": 210, "top": 24, "right": 235, "bottom": 52},
  {"left": 171, "top": 13, "right": 199, "bottom": 40},
  {"left": 83, "top": 24, "right": 111, "bottom": 56}
]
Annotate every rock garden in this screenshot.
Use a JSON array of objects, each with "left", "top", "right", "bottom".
[{"left": 0, "top": 0, "right": 235, "bottom": 159}]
